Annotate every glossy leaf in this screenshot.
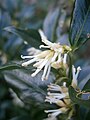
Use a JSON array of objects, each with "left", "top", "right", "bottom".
[
  {"left": 82, "top": 79, "right": 90, "bottom": 91},
  {"left": 0, "top": 61, "right": 33, "bottom": 71},
  {"left": 0, "top": 62, "right": 22, "bottom": 71},
  {"left": 70, "top": 0, "right": 90, "bottom": 48},
  {"left": 0, "top": 10, "right": 11, "bottom": 32},
  {"left": 4, "top": 26, "right": 42, "bottom": 49},
  {"left": 43, "top": 8, "right": 61, "bottom": 42},
  {"left": 4, "top": 35, "right": 23, "bottom": 58},
  {"left": 78, "top": 66, "right": 90, "bottom": 90},
  {"left": 69, "top": 86, "right": 90, "bottom": 108},
  {"left": 4, "top": 69, "right": 55, "bottom": 106},
  {"left": 0, "top": 9, "right": 11, "bottom": 49}
]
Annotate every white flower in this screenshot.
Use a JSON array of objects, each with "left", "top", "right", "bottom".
[
  {"left": 21, "top": 30, "right": 71, "bottom": 81},
  {"left": 45, "top": 66, "right": 81, "bottom": 118},
  {"left": 27, "top": 47, "right": 41, "bottom": 55},
  {"left": 45, "top": 107, "right": 69, "bottom": 118},
  {"left": 45, "top": 83, "right": 71, "bottom": 118},
  {"left": 72, "top": 65, "right": 81, "bottom": 88}
]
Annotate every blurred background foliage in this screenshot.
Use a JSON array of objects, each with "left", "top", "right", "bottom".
[{"left": 0, "top": 0, "right": 90, "bottom": 120}]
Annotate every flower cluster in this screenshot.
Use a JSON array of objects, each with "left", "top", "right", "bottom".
[
  {"left": 45, "top": 83, "right": 70, "bottom": 117},
  {"left": 21, "top": 30, "right": 71, "bottom": 81},
  {"left": 45, "top": 66, "right": 81, "bottom": 119},
  {"left": 21, "top": 29, "right": 82, "bottom": 119}
]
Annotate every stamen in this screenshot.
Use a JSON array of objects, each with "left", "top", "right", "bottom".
[
  {"left": 33, "top": 59, "right": 44, "bottom": 67},
  {"left": 51, "top": 52, "right": 58, "bottom": 62},
  {"left": 47, "top": 84, "right": 62, "bottom": 91},
  {"left": 31, "top": 68, "right": 41, "bottom": 77},
  {"left": 63, "top": 54, "right": 67, "bottom": 64},
  {"left": 42, "top": 63, "right": 49, "bottom": 81},
  {"left": 39, "top": 45, "right": 50, "bottom": 49},
  {"left": 21, "top": 55, "right": 34, "bottom": 59},
  {"left": 45, "top": 65, "right": 51, "bottom": 80},
  {"left": 75, "top": 67, "right": 81, "bottom": 79},
  {"left": 57, "top": 54, "right": 62, "bottom": 62},
  {"left": 22, "top": 58, "right": 37, "bottom": 66},
  {"left": 39, "top": 29, "right": 54, "bottom": 47}
]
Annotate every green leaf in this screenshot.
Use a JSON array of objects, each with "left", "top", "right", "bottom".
[
  {"left": 4, "top": 26, "right": 42, "bottom": 49},
  {"left": 78, "top": 66, "right": 90, "bottom": 90},
  {"left": 3, "top": 69, "right": 55, "bottom": 107},
  {"left": 43, "top": 8, "right": 61, "bottom": 42},
  {"left": 82, "top": 79, "right": 90, "bottom": 91},
  {"left": 69, "top": 86, "right": 90, "bottom": 108},
  {"left": 69, "top": 0, "right": 90, "bottom": 48},
  {"left": 85, "top": 110, "right": 90, "bottom": 120},
  {"left": 0, "top": 62, "right": 22, "bottom": 71},
  {"left": 0, "top": 61, "right": 33, "bottom": 71}
]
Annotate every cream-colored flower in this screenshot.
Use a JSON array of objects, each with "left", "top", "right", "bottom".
[
  {"left": 45, "top": 82, "right": 71, "bottom": 118},
  {"left": 27, "top": 47, "right": 41, "bottom": 55},
  {"left": 45, "top": 66, "right": 81, "bottom": 118},
  {"left": 21, "top": 30, "right": 71, "bottom": 81},
  {"left": 72, "top": 65, "right": 81, "bottom": 88},
  {"left": 45, "top": 107, "right": 69, "bottom": 117}
]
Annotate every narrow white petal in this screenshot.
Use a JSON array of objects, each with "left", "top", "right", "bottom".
[
  {"left": 39, "top": 45, "right": 50, "bottom": 49},
  {"left": 36, "top": 50, "right": 50, "bottom": 58},
  {"left": 75, "top": 66, "right": 81, "bottom": 79},
  {"left": 72, "top": 65, "right": 76, "bottom": 80},
  {"left": 47, "top": 92, "right": 66, "bottom": 99},
  {"left": 38, "top": 59, "right": 48, "bottom": 69},
  {"left": 31, "top": 59, "right": 49, "bottom": 77},
  {"left": 45, "top": 107, "right": 68, "bottom": 117},
  {"left": 33, "top": 59, "right": 43, "bottom": 67},
  {"left": 45, "top": 109, "right": 61, "bottom": 113},
  {"left": 45, "top": 96, "right": 66, "bottom": 107},
  {"left": 21, "top": 55, "right": 34, "bottom": 59},
  {"left": 27, "top": 47, "right": 41, "bottom": 55},
  {"left": 45, "top": 96, "right": 56, "bottom": 104},
  {"left": 63, "top": 82, "right": 66, "bottom": 87},
  {"left": 72, "top": 65, "right": 81, "bottom": 87},
  {"left": 31, "top": 68, "right": 41, "bottom": 77},
  {"left": 57, "top": 54, "right": 62, "bottom": 62},
  {"left": 48, "top": 111, "right": 61, "bottom": 117},
  {"left": 45, "top": 65, "right": 51, "bottom": 80},
  {"left": 42, "top": 65, "right": 49, "bottom": 81},
  {"left": 45, "top": 109, "right": 62, "bottom": 117},
  {"left": 51, "top": 52, "right": 58, "bottom": 62},
  {"left": 39, "top": 29, "right": 48, "bottom": 41},
  {"left": 41, "top": 61, "right": 51, "bottom": 81},
  {"left": 22, "top": 58, "right": 37, "bottom": 66},
  {"left": 39, "top": 29, "right": 54, "bottom": 47},
  {"left": 58, "top": 47, "right": 63, "bottom": 53},
  {"left": 77, "top": 66, "right": 81, "bottom": 71},
  {"left": 24, "top": 41, "right": 28, "bottom": 45},
  {"left": 48, "top": 84, "right": 62, "bottom": 91},
  {"left": 63, "top": 54, "right": 67, "bottom": 64}
]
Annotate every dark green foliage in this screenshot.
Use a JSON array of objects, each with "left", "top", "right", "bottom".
[
  {"left": 43, "top": 8, "right": 61, "bottom": 42},
  {"left": 3, "top": 69, "right": 55, "bottom": 105},
  {"left": 69, "top": 86, "right": 90, "bottom": 108},
  {"left": 0, "top": 0, "right": 90, "bottom": 120},
  {"left": 4, "top": 26, "right": 42, "bottom": 49},
  {"left": 70, "top": 0, "right": 90, "bottom": 49}
]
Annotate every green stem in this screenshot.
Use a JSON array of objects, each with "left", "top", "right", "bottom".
[{"left": 67, "top": 52, "right": 73, "bottom": 86}]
